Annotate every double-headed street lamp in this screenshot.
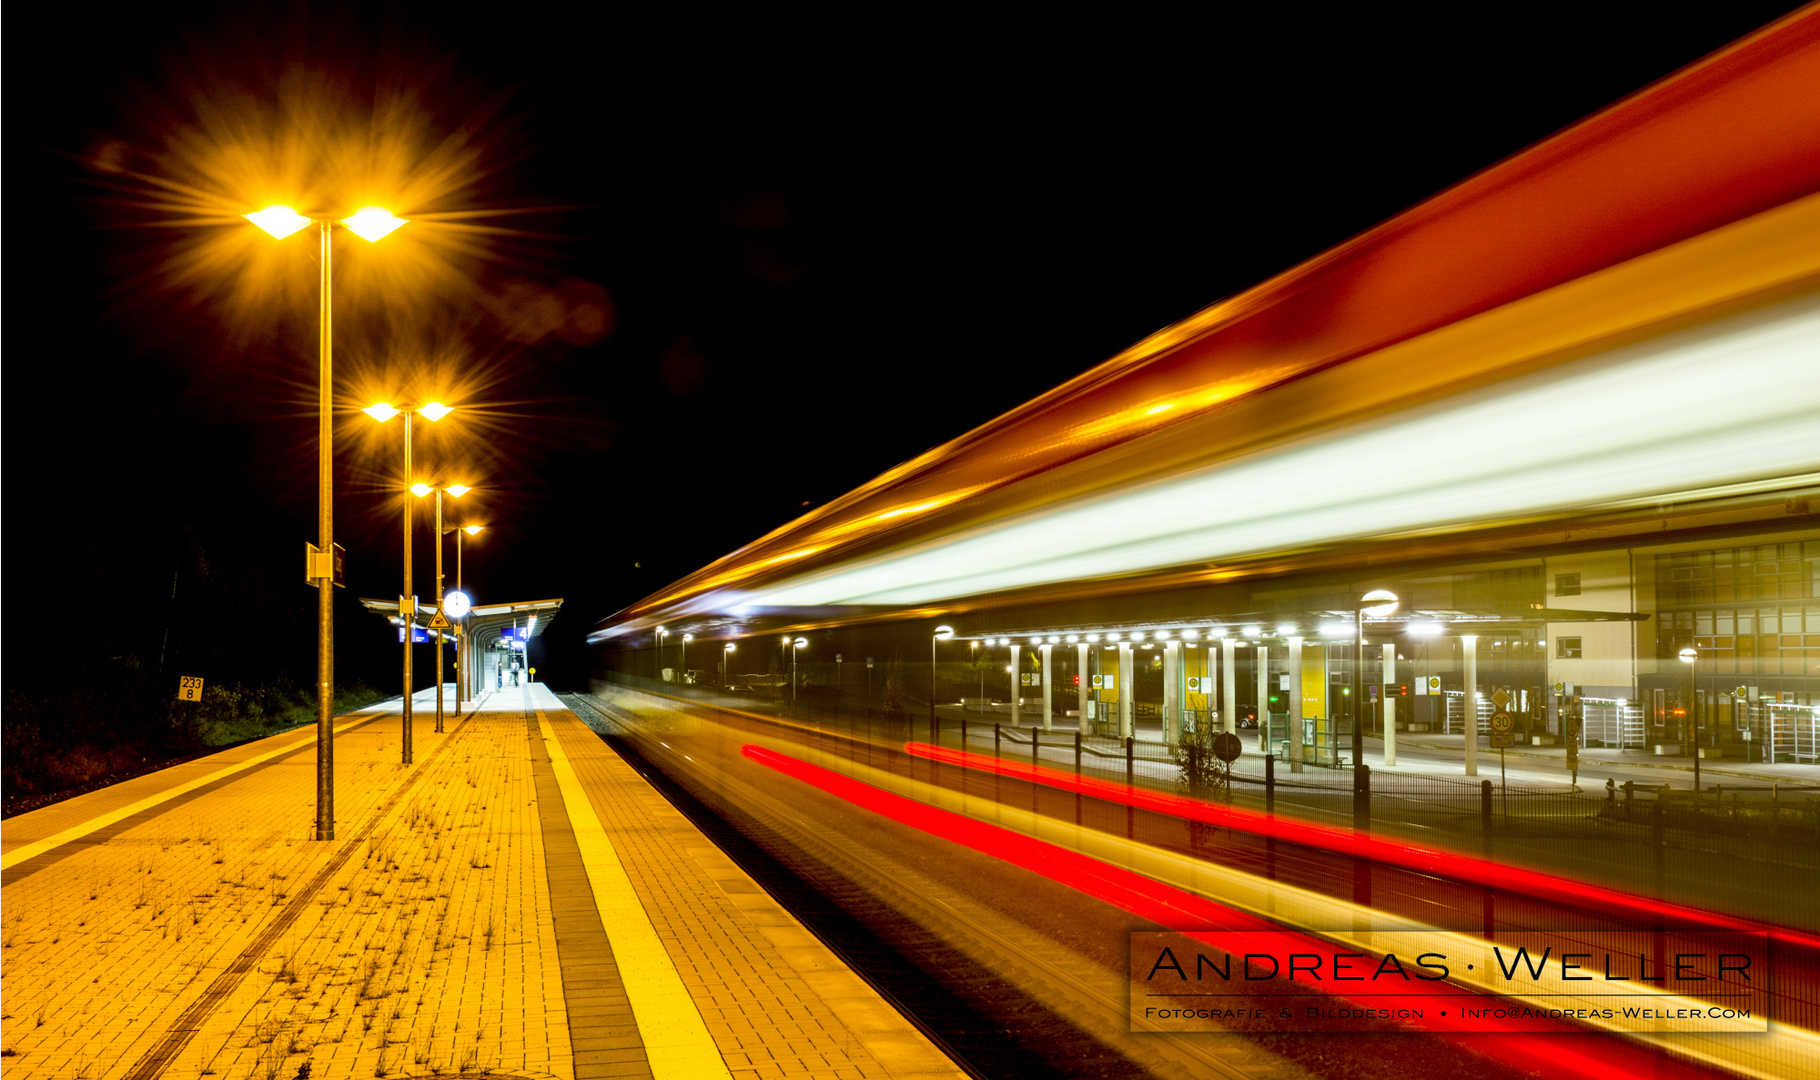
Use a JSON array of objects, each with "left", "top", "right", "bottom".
[
  {"left": 245, "top": 204, "right": 408, "bottom": 842},
  {"left": 445, "top": 524, "right": 483, "bottom": 709},
  {"left": 363, "top": 400, "right": 454, "bottom": 763},
  {"left": 413, "top": 481, "right": 471, "bottom": 733}
]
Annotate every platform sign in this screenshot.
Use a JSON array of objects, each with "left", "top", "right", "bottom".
[
  {"left": 1426, "top": 676, "right": 1441, "bottom": 694},
  {"left": 1186, "top": 676, "right": 1202, "bottom": 693},
  {"left": 1092, "top": 673, "right": 1116, "bottom": 690},
  {"left": 177, "top": 676, "right": 204, "bottom": 702},
  {"left": 398, "top": 627, "right": 432, "bottom": 643}
]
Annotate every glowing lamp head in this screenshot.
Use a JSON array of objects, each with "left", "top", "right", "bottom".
[
  {"left": 411, "top": 483, "right": 433, "bottom": 498},
  {"left": 464, "top": 525, "right": 484, "bottom": 535},
  {"left": 1679, "top": 647, "right": 1699, "bottom": 664},
  {"left": 418, "top": 402, "right": 453, "bottom": 422},
  {"left": 682, "top": 633, "right": 693, "bottom": 643},
  {"left": 793, "top": 637, "right": 807, "bottom": 649},
  {"left": 341, "top": 207, "right": 408, "bottom": 242},
  {"left": 933, "top": 625, "right": 954, "bottom": 641},
  {"left": 363, "top": 402, "right": 400, "bottom": 422},
  {"left": 724, "top": 643, "right": 736, "bottom": 653},
  {"left": 1361, "top": 589, "right": 1400, "bottom": 618},
  {"left": 245, "top": 205, "right": 312, "bottom": 239}
]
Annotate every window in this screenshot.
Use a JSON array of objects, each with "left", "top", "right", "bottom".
[
  {"left": 1557, "top": 636, "right": 1582, "bottom": 659},
  {"left": 1555, "top": 572, "right": 1581, "bottom": 597}
]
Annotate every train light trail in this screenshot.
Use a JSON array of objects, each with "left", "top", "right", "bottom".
[
  {"left": 899, "top": 741, "right": 1820, "bottom": 950},
  {"left": 741, "top": 743, "right": 1762, "bottom": 1080}
]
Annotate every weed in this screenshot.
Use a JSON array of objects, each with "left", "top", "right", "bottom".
[
  {"left": 483, "top": 914, "right": 495, "bottom": 952},
  {"left": 35, "top": 1006, "right": 46, "bottom": 1028},
  {"left": 372, "top": 1050, "right": 389, "bottom": 1078},
  {"left": 362, "top": 1008, "right": 376, "bottom": 1034},
  {"left": 458, "top": 1042, "right": 480, "bottom": 1073}
]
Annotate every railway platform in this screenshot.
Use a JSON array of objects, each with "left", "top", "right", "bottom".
[{"left": 0, "top": 684, "right": 963, "bottom": 1080}]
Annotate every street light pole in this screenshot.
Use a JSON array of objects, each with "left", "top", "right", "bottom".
[
  {"left": 1354, "top": 590, "right": 1398, "bottom": 832},
  {"left": 453, "top": 524, "right": 481, "bottom": 709},
  {"left": 931, "top": 625, "right": 954, "bottom": 744},
  {"left": 314, "top": 218, "right": 334, "bottom": 839},
  {"left": 364, "top": 400, "right": 452, "bottom": 765},
  {"left": 247, "top": 205, "right": 408, "bottom": 834},
  {"left": 724, "top": 642, "right": 736, "bottom": 688},
  {"left": 403, "top": 408, "right": 415, "bottom": 764}
]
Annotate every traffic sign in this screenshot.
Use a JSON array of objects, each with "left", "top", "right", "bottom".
[
  {"left": 1490, "top": 732, "right": 1515, "bottom": 748},
  {"left": 1491, "top": 688, "right": 1512, "bottom": 710},
  {"left": 178, "top": 676, "right": 204, "bottom": 702},
  {"left": 428, "top": 610, "right": 451, "bottom": 630},
  {"left": 1489, "top": 710, "right": 1513, "bottom": 733},
  {"left": 1426, "top": 676, "right": 1441, "bottom": 694},
  {"left": 1211, "top": 732, "right": 1243, "bottom": 763}
]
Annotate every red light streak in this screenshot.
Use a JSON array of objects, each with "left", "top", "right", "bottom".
[
  {"left": 902, "top": 741, "right": 1820, "bottom": 952},
  {"left": 741, "top": 743, "right": 1723, "bottom": 1080}
]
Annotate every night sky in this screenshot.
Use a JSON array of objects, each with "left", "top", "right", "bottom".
[{"left": 11, "top": 1, "right": 1806, "bottom": 694}]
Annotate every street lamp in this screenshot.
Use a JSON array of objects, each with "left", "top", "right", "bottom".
[
  {"left": 1354, "top": 589, "right": 1398, "bottom": 832},
  {"left": 1679, "top": 645, "right": 1701, "bottom": 789},
  {"left": 657, "top": 626, "right": 670, "bottom": 681},
  {"left": 790, "top": 637, "right": 807, "bottom": 701},
  {"left": 245, "top": 204, "right": 408, "bottom": 842},
  {"left": 723, "top": 642, "right": 737, "bottom": 688},
  {"left": 364, "top": 400, "right": 454, "bottom": 764},
  {"left": 412, "top": 482, "right": 470, "bottom": 733},
  {"left": 443, "top": 524, "right": 483, "bottom": 709},
  {"left": 681, "top": 633, "right": 693, "bottom": 683},
  {"left": 931, "top": 625, "right": 954, "bottom": 743}
]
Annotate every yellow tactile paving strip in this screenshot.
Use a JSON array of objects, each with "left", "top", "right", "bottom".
[
  {"left": 539, "top": 693, "right": 966, "bottom": 1080},
  {"left": 1, "top": 684, "right": 965, "bottom": 1080}
]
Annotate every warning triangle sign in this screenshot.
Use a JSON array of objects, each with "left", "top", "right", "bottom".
[{"left": 427, "top": 610, "right": 451, "bottom": 630}]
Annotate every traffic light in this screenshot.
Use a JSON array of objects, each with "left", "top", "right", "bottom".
[
  {"left": 1267, "top": 688, "right": 1285, "bottom": 712},
  {"left": 1072, "top": 674, "right": 1080, "bottom": 686}
]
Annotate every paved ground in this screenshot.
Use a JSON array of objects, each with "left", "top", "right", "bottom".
[{"left": 0, "top": 684, "right": 964, "bottom": 1080}]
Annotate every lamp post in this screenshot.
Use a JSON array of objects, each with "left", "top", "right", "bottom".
[
  {"left": 723, "top": 642, "right": 737, "bottom": 688},
  {"left": 1354, "top": 590, "right": 1398, "bottom": 832},
  {"left": 681, "top": 633, "right": 693, "bottom": 684},
  {"left": 657, "top": 626, "right": 670, "bottom": 681},
  {"left": 414, "top": 482, "right": 470, "bottom": 733},
  {"left": 364, "top": 400, "right": 453, "bottom": 764},
  {"left": 1680, "top": 646, "right": 1700, "bottom": 789},
  {"left": 931, "top": 625, "right": 954, "bottom": 743},
  {"left": 445, "top": 524, "right": 483, "bottom": 708},
  {"left": 244, "top": 204, "right": 407, "bottom": 841},
  {"left": 790, "top": 637, "right": 807, "bottom": 701}
]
